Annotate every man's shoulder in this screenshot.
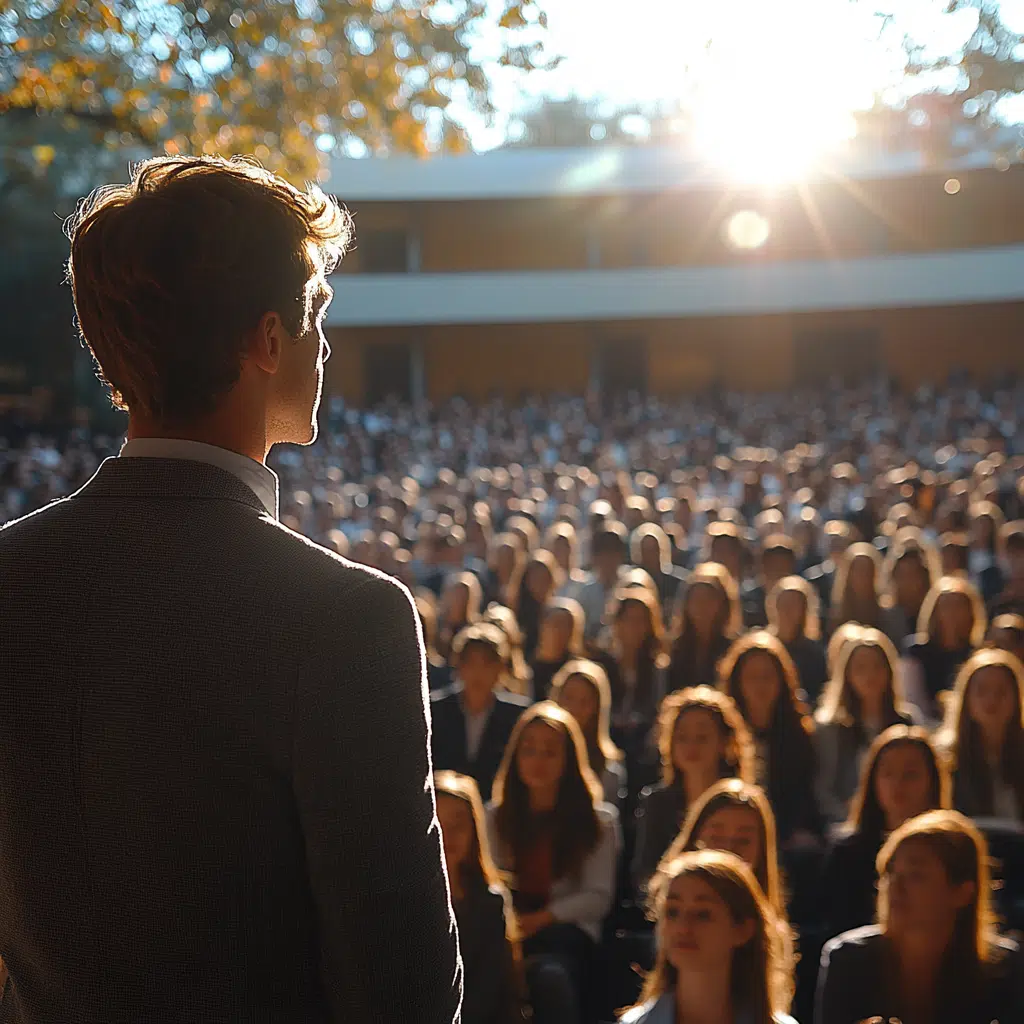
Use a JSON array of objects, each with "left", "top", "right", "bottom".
[
  {"left": 0, "top": 495, "right": 74, "bottom": 546},
  {"left": 822, "top": 924, "right": 883, "bottom": 965},
  {"left": 494, "top": 691, "right": 532, "bottom": 712}
]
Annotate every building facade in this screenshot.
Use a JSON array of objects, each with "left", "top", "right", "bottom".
[{"left": 322, "top": 145, "right": 1024, "bottom": 404}]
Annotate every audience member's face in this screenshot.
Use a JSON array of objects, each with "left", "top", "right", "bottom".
[
  {"left": 737, "top": 652, "right": 782, "bottom": 730},
  {"left": 496, "top": 544, "right": 517, "bottom": 580},
  {"left": 762, "top": 552, "right": 795, "bottom": 588},
  {"left": 847, "top": 644, "right": 890, "bottom": 710},
  {"left": 436, "top": 795, "right": 475, "bottom": 883},
  {"left": 442, "top": 583, "right": 470, "bottom": 625},
  {"left": 775, "top": 590, "right": 806, "bottom": 640},
  {"left": 672, "top": 709, "right": 726, "bottom": 782},
  {"left": 874, "top": 745, "right": 933, "bottom": 831},
  {"left": 640, "top": 535, "right": 662, "bottom": 572},
  {"left": 660, "top": 874, "right": 754, "bottom": 977},
  {"left": 558, "top": 675, "right": 599, "bottom": 735},
  {"left": 516, "top": 721, "right": 567, "bottom": 796},
  {"left": 458, "top": 646, "right": 502, "bottom": 698},
  {"left": 525, "top": 563, "right": 554, "bottom": 603},
  {"left": 965, "top": 666, "right": 1017, "bottom": 740},
  {"left": 594, "top": 547, "right": 624, "bottom": 583},
  {"left": 709, "top": 538, "right": 741, "bottom": 581},
  {"left": 989, "top": 628, "right": 1024, "bottom": 663},
  {"left": 893, "top": 558, "right": 930, "bottom": 610},
  {"left": 687, "top": 583, "right": 722, "bottom": 636},
  {"left": 884, "top": 839, "right": 973, "bottom": 939},
  {"left": 935, "top": 593, "right": 973, "bottom": 648},
  {"left": 848, "top": 556, "right": 876, "bottom": 598},
  {"left": 615, "top": 601, "right": 651, "bottom": 652},
  {"left": 551, "top": 535, "right": 572, "bottom": 571},
  {"left": 538, "top": 609, "right": 573, "bottom": 657},
  {"left": 697, "top": 806, "right": 763, "bottom": 870}
]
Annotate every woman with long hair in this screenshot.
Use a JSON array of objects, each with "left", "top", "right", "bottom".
[
  {"left": 508, "top": 550, "right": 564, "bottom": 664},
  {"left": 987, "top": 612, "right": 1024, "bottom": 664},
  {"left": 668, "top": 563, "right": 742, "bottom": 692},
  {"left": 621, "top": 850, "right": 797, "bottom": 1024},
  {"left": 486, "top": 533, "right": 526, "bottom": 608},
  {"left": 720, "top": 632, "right": 823, "bottom": 847},
  {"left": 968, "top": 500, "right": 1006, "bottom": 604},
  {"left": 819, "top": 725, "right": 950, "bottom": 938},
  {"left": 596, "top": 588, "right": 669, "bottom": 765},
  {"left": 550, "top": 659, "right": 627, "bottom": 807},
  {"left": 938, "top": 647, "right": 1024, "bottom": 824},
  {"left": 814, "top": 627, "right": 917, "bottom": 824},
  {"left": 415, "top": 590, "right": 452, "bottom": 692},
  {"left": 529, "top": 598, "right": 586, "bottom": 703},
  {"left": 633, "top": 688, "right": 756, "bottom": 893},
  {"left": 766, "top": 575, "right": 828, "bottom": 704},
  {"left": 901, "top": 575, "right": 988, "bottom": 724},
  {"left": 483, "top": 603, "right": 533, "bottom": 699},
  {"left": 544, "top": 522, "right": 588, "bottom": 595},
  {"left": 828, "top": 543, "right": 900, "bottom": 644},
  {"left": 816, "top": 810, "right": 1024, "bottom": 1024},
  {"left": 486, "top": 702, "right": 619, "bottom": 1024},
  {"left": 434, "top": 771, "right": 527, "bottom": 1024},
  {"left": 882, "top": 529, "right": 941, "bottom": 643},
  {"left": 437, "top": 571, "right": 483, "bottom": 661}
]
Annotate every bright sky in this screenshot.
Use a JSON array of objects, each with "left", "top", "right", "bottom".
[{"left": 454, "top": 0, "right": 1024, "bottom": 169}]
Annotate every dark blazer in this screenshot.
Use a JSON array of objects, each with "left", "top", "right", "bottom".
[
  {"left": 430, "top": 683, "right": 531, "bottom": 802},
  {"left": 632, "top": 781, "right": 688, "bottom": 892},
  {"left": 816, "top": 925, "right": 1024, "bottom": 1024},
  {"left": 0, "top": 456, "right": 462, "bottom": 1024},
  {"left": 818, "top": 829, "right": 883, "bottom": 938}
]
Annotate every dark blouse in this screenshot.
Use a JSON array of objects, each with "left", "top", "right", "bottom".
[
  {"left": 902, "top": 637, "right": 974, "bottom": 718},
  {"left": 819, "top": 829, "right": 883, "bottom": 939},
  {"left": 632, "top": 781, "right": 688, "bottom": 892},
  {"left": 528, "top": 655, "right": 569, "bottom": 703},
  {"left": 783, "top": 635, "right": 829, "bottom": 705}
]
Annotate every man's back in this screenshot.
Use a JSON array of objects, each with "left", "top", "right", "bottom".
[{"left": 0, "top": 456, "right": 461, "bottom": 1023}]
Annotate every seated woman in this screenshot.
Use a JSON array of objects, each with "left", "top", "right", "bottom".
[
  {"left": 766, "top": 575, "right": 828, "bottom": 705},
  {"left": 882, "top": 528, "right": 941, "bottom": 644},
  {"left": 632, "top": 522, "right": 687, "bottom": 612},
  {"left": 720, "top": 632, "right": 823, "bottom": 848},
  {"left": 595, "top": 587, "right": 669, "bottom": 775},
  {"left": 622, "top": 850, "right": 797, "bottom": 1024},
  {"left": 483, "top": 603, "right": 533, "bottom": 699},
  {"left": 415, "top": 590, "right": 452, "bottom": 693},
  {"left": 827, "top": 543, "right": 901, "bottom": 645},
  {"left": 486, "top": 702, "right": 620, "bottom": 1024},
  {"left": 814, "top": 627, "right": 917, "bottom": 825},
  {"left": 550, "top": 659, "right": 627, "bottom": 808},
  {"left": 485, "top": 533, "right": 526, "bottom": 608},
  {"left": 938, "top": 647, "right": 1024, "bottom": 824},
  {"left": 633, "top": 688, "right": 755, "bottom": 893},
  {"left": 987, "top": 612, "right": 1024, "bottom": 664},
  {"left": 820, "top": 725, "right": 949, "bottom": 938},
  {"left": 901, "top": 575, "right": 988, "bottom": 725},
  {"left": 668, "top": 562, "right": 742, "bottom": 692},
  {"left": 816, "top": 810, "right": 1024, "bottom": 1024},
  {"left": 508, "top": 550, "right": 564, "bottom": 664},
  {"left": 437, "top": 571, "right": 483, "bottom": 662},
  {"left": 434, "top": 771, "right": 527, "bottom": 1024},
  {"left": 529, "top": 598, "right": 585, "bottom": 703}
]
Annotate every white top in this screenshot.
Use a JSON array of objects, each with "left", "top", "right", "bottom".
[
  {"left": 620, "top": 993, "right": 798, "bottom": 1024},
  {"left": 120, "top": 438, "right": 280, "bottom": 520}
]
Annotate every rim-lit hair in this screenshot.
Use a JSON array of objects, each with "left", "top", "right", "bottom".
[
  {"left": 508, "top": 549, "right": 565, "bottom": 614},
  {"left": 544, "top": 520, "right": 579, "bottom": 569},
  {"left": 617, "top": 567, "right": 660, "bottom": 602},
  {"left": 662, "top": 779, "right": 784, "bottom": 920},
  {"left": 969, "top": 500, "right": 1005, "bottom": 551},
  {"left": 916, "top": 576, "right": 988, "bottom": 648},
  {"left": 882, "top": 527, "right": 941, "bottom": 601},
  {"left": 482, "top": 603, "right": 531, "bottom": 695},
  {"left": 442, "top": 571, "right": 483, "bottom": 624},
  {"left": 816, "top": 626, "right": 907, "bottom": 730},
  {"left": 766, "top": 575, "right": 821, "bottom": 642},
  {"left": 845, "top": 724, "right": 949, "bottom": 839},
  {"left": 492, "top": 702, "right": 604, "bottom": 880},
  {"left": 540, "top": 597, "right": 586, "bottom": 659},
  {"left": 632, "top": 522, "right": 673, "bottom": 572},
  {"left": 826, "top": 621, "right": 864, "bottom": 676},
  {"left": 607, "top": 585, "right": 667, "bottom": 651},
  {"left": 638, "top": 850, "right": 793, "bottom": 1024},
  {"left": 451, "top": 622, "right": 510, "bottom": 666},
  {"left": 656, "top": 686, "right": 756, "bottom": 787},
  {"left": 877, "top": 810, "right": 1000, "bottom": 968},
  {"left": 673, "top": 562, "right": 743, "bottom": 641},
  {"left": 550, "top": 659, "right": 623, "bottom": 774},
  {"left": 938, "top": 648, "right": 1024, "bottom": 818},
  {"left": 434, "top": 770, "right": 505, "bottom": 893},
  {"left": 830, "top": 542, "right": 884, "bottom": 629},
  {"left": 488, "top": 532, "right": 526, "bottom": 579},
  {"left": 719, "top": 631, "right": 813, "bottom": 734}
]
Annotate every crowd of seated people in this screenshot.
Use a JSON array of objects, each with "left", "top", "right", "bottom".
[{"left": 3, "top": 374, "right": 1024, "bottom": 1022}]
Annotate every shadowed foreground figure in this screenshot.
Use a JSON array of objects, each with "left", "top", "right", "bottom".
[{"left": 0, "top": 156, "right": 462, "bottom": 1023}]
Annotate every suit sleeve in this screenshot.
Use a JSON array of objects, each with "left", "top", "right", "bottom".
[
  {"left": 292, "top": 573, "right": 463, "bottom": 1023},
  {"left": 815, "top": 938, "right": 853, "bottom": 1024}
]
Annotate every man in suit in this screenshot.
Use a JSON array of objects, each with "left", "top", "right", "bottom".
[
  {"left": 0, "top": 156, "right": 462, "bottom": 1022},
  {"left": 431, "top": 624, "right": 531, "bottom": 802}
]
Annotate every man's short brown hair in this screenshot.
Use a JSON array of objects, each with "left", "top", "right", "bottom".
[{"left": 66, "top": 155, "right": 352, "bottom": 423}]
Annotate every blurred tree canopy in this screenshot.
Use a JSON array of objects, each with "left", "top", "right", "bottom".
[{"left": 0, "top": 0, "right": 552, "bottom": 184}]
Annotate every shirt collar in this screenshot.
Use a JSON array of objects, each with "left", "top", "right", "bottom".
[{"left": 119, "top": 438, "right": 280, "bottom": 520}]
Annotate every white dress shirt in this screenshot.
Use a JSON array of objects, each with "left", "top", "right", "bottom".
[{"left": 119, "top": 437, "right": 280, "bottom": 520}]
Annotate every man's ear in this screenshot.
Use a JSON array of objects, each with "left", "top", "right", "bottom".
[{"left": 248, "top": 311, "right": 289, "bottom": 375}]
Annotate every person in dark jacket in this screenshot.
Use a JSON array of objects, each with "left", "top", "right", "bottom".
[
  {"left": 766, "top": 574, "right": 828, "bottom": 705},
  {"left": 0, "top": 156, "right": 462, "bottom": 1023},
  {"left": 431, "top": 624, "right": 532, "bottom": 802},
  {"left": 816, "top": 811, "right": 1024, "bottom": 1024},
  {"left": 435, "top": 772, "right": 527, "bottom": 1024},
  {"left": 819, "top": 724, "right": 949, "bottom": 939},
  {"left": 528, "top": 598, "right": 585, "bottom": 703}
]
